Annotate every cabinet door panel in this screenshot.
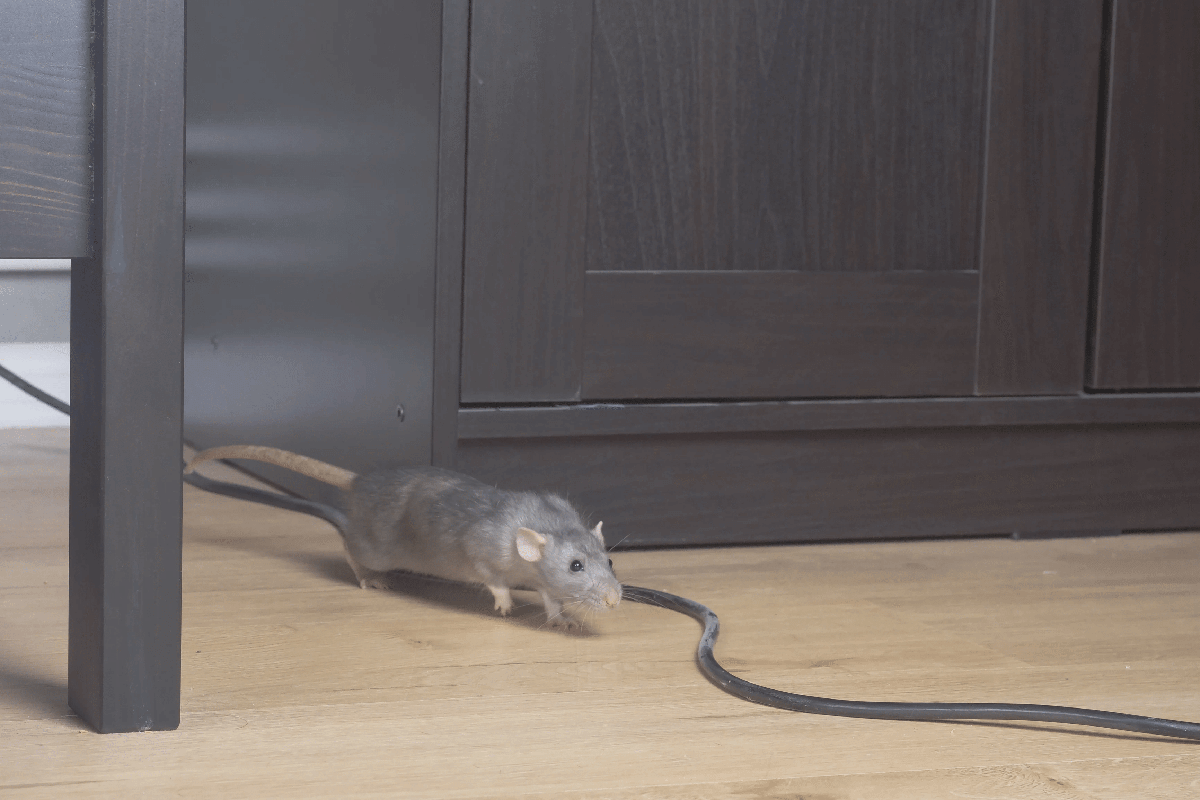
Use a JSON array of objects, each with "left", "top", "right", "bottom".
[
  {"left": 1091, "top": 0, "right": 1200, "bottom": 390},
  {"left": 976, "top": 0, "right": 1101, "bottom": 395},
  {"left": 587, "top": 0, "right": 988, "bottom": 274},
  {"left": 459, "top": 0, "right": 593, "bottom": 403},
  {"left": 460, "top": 0, "right": 1101, "bottom": 403},
  {"left": 583, "top": 271, "right": 978, "bottom": 399},
  {"left": 582, "top": 0, "right": 988, "bottom": 397}
]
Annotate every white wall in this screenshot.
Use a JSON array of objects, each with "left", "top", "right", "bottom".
[{"left": 0, "top": 260, "right": 71, "bottom": 427}]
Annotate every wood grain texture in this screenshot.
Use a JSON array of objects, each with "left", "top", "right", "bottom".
[
  {"left": 68, "top": 0, "right": 186, "bottom": 733},
  {"left": 975, "top": 0, "right": 1103, "bottom": 395},
  {"left": 457, "top": 424, "right": 1200, "bottom": 547},
  {"left": 1091, "top": 0, "right": 1200, "bottom": 389},
  {"left": 6, "top": 428, "right": 1200, "bottom": 797},
  {"left": 459, "top": 0, "right": 593, "bottom": 403},
  {"left": 457, "top": 393, "right": 1200, "bottom": 440},
  {"left": 581, "top": 271, "right": 978, "bottom": 399},
  {"left": 0, "top": 0, "right": 92, "bottom": 257},
  {"left": 587, "top": 0, "right": 990, "bottom": 272}
]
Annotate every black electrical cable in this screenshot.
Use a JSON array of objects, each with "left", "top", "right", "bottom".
[
  {"left": 180, "top": 467, "right": 350, "bottom": 532},
  {"left": 0, "top": 362, "right": 71, "bottom": 416},
  {"left": 620, "top": 585, "right": 1200, "bottom": 741},
  {"left": 4, "top": 362, "right": 1199, "bottom": 741},
  {"left": 0, "top": 360, "right": 348, "bottom": 529}
]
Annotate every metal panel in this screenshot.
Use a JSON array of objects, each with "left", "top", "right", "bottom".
[
  {"left": 69, "top": 0, "right": 186, "bottom": 733},
  {"left": 183, "top": 0, "right": 442, "bottom": 504},
  {"left": 431, "top": 0, "right": 471, "bottom": 468}
]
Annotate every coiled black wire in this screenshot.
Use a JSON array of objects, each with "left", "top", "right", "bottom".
[{"left": 4, "top": 362, "right": 1199, "bottom": 741}]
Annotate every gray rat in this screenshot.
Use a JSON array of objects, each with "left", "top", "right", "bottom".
[{"left": 184, "top": 445, "right": 622, "bottom": 628}]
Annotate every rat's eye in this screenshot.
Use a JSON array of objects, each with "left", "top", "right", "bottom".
[
  {"left": 608, "top": 559, "right": 614, "bottom": 568},
  {"left": 570, "top": 560, "right": 584, "bottom": 572}
]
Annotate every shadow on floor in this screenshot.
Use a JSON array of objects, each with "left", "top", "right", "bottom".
[
  {"left": 195, "top": 532, "right": 600, "bottom": 636},
  {"left": 0, "top": 655, "right": 87, "bottom": 730}
]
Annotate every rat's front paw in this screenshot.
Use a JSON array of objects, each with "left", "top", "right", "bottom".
[{"left": 487, "top": 585, "right": 513, "bottom": 616}]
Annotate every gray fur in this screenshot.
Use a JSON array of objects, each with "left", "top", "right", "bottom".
[
  {"left": 187, "top": 446, "right": 622, "bottom": 627},
  {"left": 344, "top": 466, "right": 622, "bottom": 627}
]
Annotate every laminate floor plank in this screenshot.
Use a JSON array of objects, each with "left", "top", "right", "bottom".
[{"left": 2, "top": 428, "right": 1198, "bottom": 798}]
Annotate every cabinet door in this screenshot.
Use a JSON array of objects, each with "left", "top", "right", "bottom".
[
  {"left": 1090, "top": 0, "right": 1200, "bottom": 390},
  {"left": 461, "top": 0, "right": 1101, "bottom": 403}
]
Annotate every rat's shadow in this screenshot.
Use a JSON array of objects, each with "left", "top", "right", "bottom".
[{"left": 198, "top": 533, "right": 599, "bottom": 636}]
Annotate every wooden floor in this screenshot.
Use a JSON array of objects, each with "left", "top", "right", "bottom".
[{"left": 3, "top": 427, "right": 1199, "bottom": 798}]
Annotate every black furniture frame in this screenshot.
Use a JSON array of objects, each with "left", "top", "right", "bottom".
[{"left": 2, "top": 0, "right": 184, "bottom": 732}]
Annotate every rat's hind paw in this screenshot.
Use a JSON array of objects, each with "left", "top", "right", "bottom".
[{"left": 360, "top": 575, "right": 392, "bottom": 590}]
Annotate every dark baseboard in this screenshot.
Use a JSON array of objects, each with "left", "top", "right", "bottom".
[
  {"left": 458, "top": 393, "right": 1200, "bottom": 440},
  {"left": 455, "top": 421, "right": 1200, "bottom": 548}
]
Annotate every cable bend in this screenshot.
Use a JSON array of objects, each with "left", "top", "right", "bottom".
[{"left": 621, "top": 585, "right": 1200, "bottom": 741}]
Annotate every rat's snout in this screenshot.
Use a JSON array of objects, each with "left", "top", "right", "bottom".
[{"left": 602, "top": 584, "right": 621, "bottom": 609}]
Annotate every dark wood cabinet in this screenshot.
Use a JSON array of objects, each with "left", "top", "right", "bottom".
[
  {"left": 184, "top": 0, "right": 1200, "bottom": 549},
  {"left": 448, "top": 0, "right": 1200, "bottom": 545},
  {"left": 460, "top": 0, "right": 1102, "bottom": 403},
  {"left": 5, "top": 0, "right": 1191, "bottom": 732},
  {"left": 1091, "top": 0, "right": 1200, "bottom": 390}
]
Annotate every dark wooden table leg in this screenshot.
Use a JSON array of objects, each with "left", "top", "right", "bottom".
[{"left": 68, "top": 0, "right": 186, "bottom": 733}]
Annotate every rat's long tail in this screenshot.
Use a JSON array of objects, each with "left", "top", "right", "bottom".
[{"left": 185, "top": 445, "right": 357, "bottom": 491}]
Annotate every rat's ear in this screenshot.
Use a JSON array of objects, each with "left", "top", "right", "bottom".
[
  {"left": 516, "top": 527, "right": 547, "bottom": 562},
  {"left": 591, "top": 521, "right": 605, "bottom": 546}
]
